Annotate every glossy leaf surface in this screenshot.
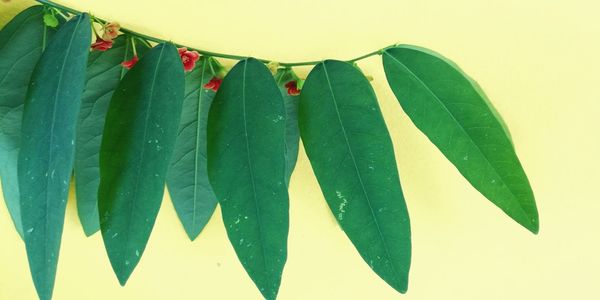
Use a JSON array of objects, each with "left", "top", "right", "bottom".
[
  {"left": 0, "top": 6, "right": 56, "bottom": 238},
  {"left": 18, "top": 14, "right": 91, "bottom": 300},
  {"left": 383, "top": 45, "right": 538, "bottom": 233},
  {"left": 166, "top": 57, "right": 218, "bottom": 240},
  {"left": 207, "top": 58, "right": 289, "bottom": 300},
  {"left": 75, "top": 36, "right": 149, "bottom": 236},
  {"left": 299, "top": 60, "right": 411, "bottom": 293},
  {"left": 98, "top": 43, "right": 185, "bottom": 285}
]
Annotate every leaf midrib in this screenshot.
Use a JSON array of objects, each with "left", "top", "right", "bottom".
[
  {"left": 78, "top": 43, "right": 130, "bottom": 127},
  {"left": 38, "top": 15, "right": 83, "bottom": 280},
  {"left": 121, "top": 45, "right": 166, "bottom": 268},
  {"left": 191, "top": 62, "right": 208, "bottom": 231},
  {"left": 321, "top": 62, "right": 402, "bottom": 282},
  {"left": 384, "top": 51, "right": 532, "bottom": 221},
  {"left": 241, "top": 60, "right": 270, "bottom": 277}
]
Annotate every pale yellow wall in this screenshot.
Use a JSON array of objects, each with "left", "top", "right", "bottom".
[{"left": 1, "top": 0, "right": 599, "bottom": 299}]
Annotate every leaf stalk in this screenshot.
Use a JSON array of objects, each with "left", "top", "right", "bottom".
[{"left": 35, "top": 0, "right": 391, "bottom": 67}]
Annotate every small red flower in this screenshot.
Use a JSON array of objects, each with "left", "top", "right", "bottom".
[
  {"left": 178, "top": 47, "right": 200, "bottom": 72},
  {"left": 285, "top": 81, "right": 301, "bottom": 96},
  {"left": 91, "top": 37, "right": 113, "bottom": 51},
  {"left": 204, "top": 77, "right": 222, "bottom": 92},
  {"left": 121, "top": 55, "right": 139, "bottom": 69}
]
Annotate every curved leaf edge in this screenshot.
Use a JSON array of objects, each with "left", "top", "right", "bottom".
[{"left": 382, "top": 45, "right": 538, "bottom": 234}]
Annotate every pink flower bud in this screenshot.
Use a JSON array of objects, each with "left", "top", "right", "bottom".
[
  {"left": 121, "top": 55, "right": 139, "bottom": 69},
  {"left": 91, "top": 37, "right": 113, "bottom": 51},
  {"left": 285, "top": 81, "right": 301, "bottom": 96},
  {"left": 178, "top": 47, "right": 200, "bottom": 72},
  {"left": 203, "top": 77, "right": 223, "bottom": 92}
]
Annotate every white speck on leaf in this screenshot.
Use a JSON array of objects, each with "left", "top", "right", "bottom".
[{"left": 336, "top": 191, "right": 348, "bottom": 221}]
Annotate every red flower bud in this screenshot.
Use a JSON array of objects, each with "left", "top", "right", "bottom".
[
  {"left": 203, "top": 77, "right": 223, "bottom": 92},
  {"left": 178, "top": 47, "right": 200, "bottom": 72},
  {"left": 91, "top": 37, "right": 113, "bottom": 51},
  {"left": 121, "top": 55, "right": 139, "bottom": 69},
  {"left": 285, "top": 80, "right": 301, "bottom": 96}
]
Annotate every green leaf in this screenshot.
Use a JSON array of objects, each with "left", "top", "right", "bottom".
[
  {"left": 18, "top": 13, "right": 91, "bottom": 300},
  {"left": 43, "top": 13, "right": 58, "bottom": 28},
  {"left": 0, "top": 6, "right": 56, "bottom": 238},
  {"left": 75, "top": 36, "right": 149, "bottom": 236},
  {"left": 299, "top": 60, "right": 411, "bottom": 293},
  {"left": 274, "top": 68, "right": 300, "bottom": 185},
  {"left": 382, "top": 45, "right": 539, "bottom": 233},
  {"left": 207, "top": 58, "right": 289, "bottom": 300},
  {"left": 98, "top": 43, "right": 185, "bottom": 285},
  {"left": 166, "top": 57, "right": 219, "bottom": 240}
]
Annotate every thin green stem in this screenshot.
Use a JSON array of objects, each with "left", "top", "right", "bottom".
[
  {"left": 35, "top": 0, "right": 392, "bottom": 66},
  {"left": 52, "top": 7, "right": 69, "bottom": 20},
  {"left": 130, "top": 36, "right": 138, "bottom": 57},
  {"left": 90, "top": 20, "right": 100, "bottom": 38}
]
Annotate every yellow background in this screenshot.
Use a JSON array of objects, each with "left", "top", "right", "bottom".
[{"left": 1, "top": 0, "right": 599, "bottom": 299}]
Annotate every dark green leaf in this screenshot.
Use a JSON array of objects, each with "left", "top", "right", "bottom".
[
  {"left": 207, "top": 58, "right": 289, "bottom": 300},
  {"left": 98, "top": 43, "right": 185, "bottom": 285},
  {"left": 299, "top": 60, "right": 411, "bottom": 293},
  {"left": 166, "top": 57, "right": 219, "bottom": 240},
  {"left": 382, "top": 45, "right": 538, "bottom": 233},
  {"left": 0, "top": 6, "right": 55, "bottom": 238},
  {"left": 75, "top": 36, "right": 149, "bottom": 236},
  {"left": 18, "top": 13, "right": 91, "bottom": 300},
  {"left": 274, "top": 68, "right": 300, "bottom": 186}
]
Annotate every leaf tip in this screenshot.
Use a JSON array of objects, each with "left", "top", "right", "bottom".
[
  {"left": 524, "top": 218, "right": 540, "bottom": 235},
  {"left": 398, "top": 285, "right": 408, "bottom": 294},
  {"left": 387, "top": 275, "right": 409, "bottom": 294},
  {"left": 82, "top": 228, "right": 99, "bottom": 237},
  {"left": 258, "top": 286, "right": 280, "bottom": 300},
  {"left": 184, "top": 228, "right": 200, "bottom": 241},
  {"left": 116, "top": 270, "right": 131, "bottom": 287},
  {"left": 514, "top": 205, "right": 539, "bottom": 234},
  {"left": 32, "top": 276, "right": 55, "bottom": 300},
  {"left": 108, "top": 254, "right": 136, "bottom": 287}
]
